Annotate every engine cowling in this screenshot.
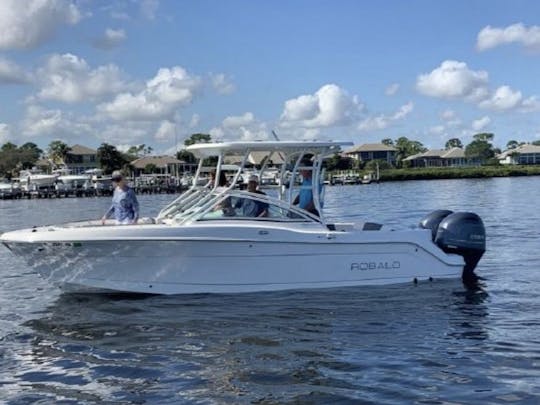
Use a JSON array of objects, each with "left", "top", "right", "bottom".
[
  {"left": 419, "top": 209, "right": 453, "bottom": 241},
  {"left": 420, "top": 211, "right": 486, "bottom": 281}
]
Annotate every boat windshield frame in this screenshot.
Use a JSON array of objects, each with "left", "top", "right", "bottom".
[{"left": 157, "top": 141, "right": 352, "bottom": 225}]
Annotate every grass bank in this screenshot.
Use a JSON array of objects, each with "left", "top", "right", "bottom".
[{"left": 377, "top": 165, "right": 540, "bottom": 181}]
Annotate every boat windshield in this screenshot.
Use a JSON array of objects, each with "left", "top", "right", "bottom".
[{"left": 166, "top": 189, "right": 318, "bottom": 224}]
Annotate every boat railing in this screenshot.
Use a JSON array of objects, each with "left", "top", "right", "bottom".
[{"left": 157, "top": 187, "right": 211, "bottom": 219}]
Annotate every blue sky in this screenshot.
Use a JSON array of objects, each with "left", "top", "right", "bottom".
[{"left": 1, "top": 0, "right": 540, "bottom": 154}]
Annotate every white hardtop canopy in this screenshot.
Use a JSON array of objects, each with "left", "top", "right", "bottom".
[{"left": 186, "top": 141, "right": 353, "bottom": 158}]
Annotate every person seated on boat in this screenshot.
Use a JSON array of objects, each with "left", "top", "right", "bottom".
[
  {"left": 209, "top": 169, "right": 235, "bottom": 215},
  {"left": 209, "top": 170, "right": 228, "bottom": 188},
  {"left": 101, "top": 171, "right": 139, "bottom": 225},
  {"left": 292, "top": 158, "right": 321, "bottom": 217},
  {"left": 235, "top": 175, "right": 268, "bottom": 217}
]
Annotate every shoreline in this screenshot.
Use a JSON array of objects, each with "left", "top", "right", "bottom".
[{"left": 329, "top": 165, "right": 540, "bottom": 183}]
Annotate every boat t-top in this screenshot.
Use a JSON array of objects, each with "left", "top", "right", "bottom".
[{"left": 0, "top": 140, "right": 486, "bottom": 294}]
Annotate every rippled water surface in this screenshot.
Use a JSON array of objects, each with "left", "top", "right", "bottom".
[{"left": 1, "top": 177, "right": 539, "bottom": 404}]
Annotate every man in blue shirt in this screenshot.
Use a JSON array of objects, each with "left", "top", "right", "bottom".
[
  {"left": 293, "top": 161, "right": 321, "bottom": 216},
  {"left": 101, "top": 171, "right": 139, "bottom": 225}
]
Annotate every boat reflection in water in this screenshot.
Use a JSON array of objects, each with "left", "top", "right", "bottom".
[{"left": 1, "top": 141, "right": 486, "bottom": 295}]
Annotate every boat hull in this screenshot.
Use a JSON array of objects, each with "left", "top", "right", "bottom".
[{"left": 1, "top": 222, "right": 464, "bottom": 294}]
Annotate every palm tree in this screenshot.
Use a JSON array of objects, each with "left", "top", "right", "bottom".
[{"left": 47, "top": 140, "right": 71, "bottom": 167}]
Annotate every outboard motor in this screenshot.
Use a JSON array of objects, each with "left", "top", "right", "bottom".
[
  {"left": 434, "top": 212, "right": 486, "bottom": 282},
  {"left": 419, "top": 209, "right": 454, "bottom": 241}
]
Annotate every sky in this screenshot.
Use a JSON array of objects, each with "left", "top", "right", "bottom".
[{"left": 1, "top": 0, "right": 540, "bottom": 154}]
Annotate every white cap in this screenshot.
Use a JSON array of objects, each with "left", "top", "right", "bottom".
[{"left": 111, "top": 170, "right": 123, "bottom": 181}]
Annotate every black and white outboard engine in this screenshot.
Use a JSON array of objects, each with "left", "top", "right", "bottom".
[{"left": 420, "top": 210, "right": 486, "bottom": 282}]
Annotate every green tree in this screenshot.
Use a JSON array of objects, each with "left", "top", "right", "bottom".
[
  {"left": 97, "top": 143, "right": 128, "bottom": 174},
  {"left": 533, "top": 140, "right": 540, "bottom": 146},
  {"left": 176, "top": 133, "right": 212, "bottom": 165},
  {"left": 381, "top": 138, "right": 394, "bottom": 146},
  {"left": 473, "top": 133, "right": 494, "bottom": 142},
  {"left": 324, "top": 153, "right": 353, "bottom": 171},
  {"left": 127, "top": 144, "right": 154, "bottom": 157},
  {"left": 465, "top": 133, "right": 495, "bottom": 163},
  {"left": 0, "top": 146, "right": 18, "bottom": 177},
  {"left": 1, "top": 142, "right": 17, "bottom": 151},
  {"left": 126, "top": 145, "right": 142, "bottom": 157},
  {"left": 184, "top": 133, "right": 211, "bottom": 146},
  {"left": 144, "top": 163, "right": 158, "bottom": 174},
  {"left": 0, "top": 142, "right": 44, "bottom": 176},
  {"left": 445, "top": 138, "right": 463, "bottom": 149},
  {"left": 506, "top": 140, "right": 519, "bottom": 150},
  {"left": 18, "top": 142, "right": 43, "bottom": 169},
  {"left": 176, "top": 149, "right": 197, "bottom": 164},
  {"left": 394, "top": 136, "right": 427, "bottom": 167},
  {"left": 365, "top": 159, "right": 392, "bottom": 171},
  {"left": 47, "top": 140, "right": 71, "bottom": 167}
]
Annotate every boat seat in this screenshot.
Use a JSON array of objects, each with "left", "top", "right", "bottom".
[
  {"left": 139, "top": 217, "right": 156, "bottom": 224},
  {"left": 362, "top": 222, "right": 382, "bottom": 231},
  {"left": 326, "top": 223, "right": 354, "bottom": 232}
]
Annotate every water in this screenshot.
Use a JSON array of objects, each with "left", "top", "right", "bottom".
[{"left": 1, "top": 177, "right": 539, "bottom": 404}]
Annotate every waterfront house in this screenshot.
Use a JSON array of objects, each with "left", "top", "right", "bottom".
[
  {"left": 343, "top": 143, "right": 397, "bottom": 165},
  {"left": 65, "top": 145, "right": 99, "bottom": 174},
  {"left": 130, "top": 155, "right": 193, "bottom": 177},
  {"left": 403, "top": 147, "right": 479, "bottom": 168},
  {"left": 498, "top": 144, "right": 540, "bottom": 165}
]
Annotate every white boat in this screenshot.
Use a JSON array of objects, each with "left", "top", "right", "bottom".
[
  {"left": 19, "top": 169, "right": 58, "bottom": 191},
  {"left": 0, "top": 180, "right": 21, "bottom": 199},
  {"left": 260, "top": 168, "right": 280, "bottom": 185},
  {"left": 52, "top": 169, "right": 91, "bottom": 194},
  {"left": 0, "top": 141, "right": 486, "bottom": 295},
  {"left": 83, "top": 169, "right": 113, "bottom": 195},
  {"left": 361, "top": 172, "right": 378, "bottom": 184}
]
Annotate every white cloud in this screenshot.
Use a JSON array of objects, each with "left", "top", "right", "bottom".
[
  {"left": 92, "top": 28, "right": 127, "bottom": 49},
  {"left": 154, "top": 120, "right": 176, "bottom": 142},
  {"left": 0, "top": 57, "right": 32, "bottom": 84},
  {"left": 393, "top": 102, "right": 414, "bottom": 120},
  {"left": 385, "top": 83, "right": 400, "bottom": 96},
  {"left": 21, "top": 105, "right": 63, "bottom": 136},
  {"left": 521, "top": 96, "right": 540, "bottom": 112},
  {"left": 429, "top": 125, "right": 445, "bottom": 135},
  {"left": 0, "top": 123, "right": 10, "bottom": 143},
  {"left": 0, "top": 0, "right": 81, "bottom": 50},
  {"left": 477, "top": 23, "right": 540, "bottom": 52},
  {"left": 98, "top": 66, "right": 202, "bottom": 121},
  {"left": 36, "top": 53, "right": 130, "bottom": 103},
  {"left": 98, "top": 123, "right": 151, "bottom": 146},
  {"left": 210, "top": 73, "right": 235, "bottom": 95},
  {"left": 209, "top": 126, "right": 225, "bottom": 140},
  {"left": 211, "top": 112, "right": 268, "bottom": 141},
  {"left": 236, "top": 125, "right": 269, "bottom": 141},
  {"left": 189, "top": 114, "right": 200, "bottom": 128},
  {"left": 280, "top": 84, "right": 362, "bottom": 128},
  {"left": 20, "top": 105, "right": 92, "bottom": 138},
  {"left": 440, "top": 109, "right": 456, "bottom": 120},
  {"left": 140, "top": 0, "right": 159, "bottom": 20},
  {"left": 472, "top": 116, "right": 491, "bottom": 131},
  {"left": 416, "top": 60, "right": 489, "bottom": 101},
  {"left": 222, "top": 112, "right": 254, "bottom": 128},
  {"left": 357, "top": 102, "right": 414, "bottom": 132},
  {"left": 479, "top": 85, "right": 522, "bottom": 111}
]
